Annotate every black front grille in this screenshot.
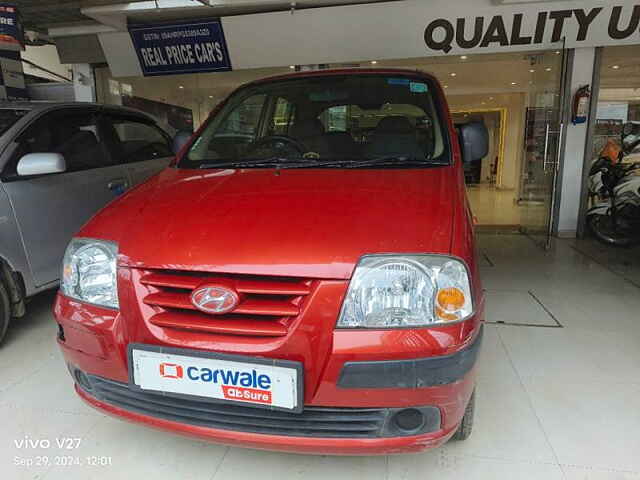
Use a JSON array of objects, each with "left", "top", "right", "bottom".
[{"left": 84, "top": 375, "right": 388, "bottom": 438}]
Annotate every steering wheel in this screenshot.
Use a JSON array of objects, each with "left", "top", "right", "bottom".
[{"left": 244, "top": 135, "right": 308, "bottom": 158}]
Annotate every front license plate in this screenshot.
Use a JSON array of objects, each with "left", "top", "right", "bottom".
[{"left": 129, "top": 345, "right": 302, "bottom": 412}]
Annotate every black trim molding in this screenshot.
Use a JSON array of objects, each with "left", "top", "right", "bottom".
[{"left": 338, "top": 325, "right": 483, "bottom": 389}]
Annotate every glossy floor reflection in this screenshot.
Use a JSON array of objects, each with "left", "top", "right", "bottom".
[
  {"left": 466, "top": 184, "right": 522, "bottom": 226},
  {"left": 1, "top": 234, "right": 639, "bottom": 479}
]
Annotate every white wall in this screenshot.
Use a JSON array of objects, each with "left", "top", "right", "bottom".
[{"left": 72, "top": 64, "right": 96, "bottom": 102}]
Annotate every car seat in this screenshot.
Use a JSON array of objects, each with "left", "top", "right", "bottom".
[
  {"left": 290, "top": 119, "right": 331, "bottom": 157},
  {"left": 364, "top": 115, "right": 425, "bottom": 159},
  {"left": 55, "top": 127, "right": 109, "bottom": 171},
  {"left": 324, "top": 131, "right": 360, "bottom": 158}
]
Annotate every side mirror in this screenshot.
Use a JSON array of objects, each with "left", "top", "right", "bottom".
[
  {"left": 17, "top": 153, "right": 66, "bottom": 176},
  {"left": 459, "top": 122, "right": 489, "bottom": 163},
  {"left": 173, "top": 130, "right": 192, "bottom": 155}
]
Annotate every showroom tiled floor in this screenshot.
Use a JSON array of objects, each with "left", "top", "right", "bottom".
[{"left": 1, "top": 234, "right": 639, "bottom": 480}]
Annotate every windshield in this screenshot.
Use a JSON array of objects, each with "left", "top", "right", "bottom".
[
  {"left": 0, "top": 108, "right": 29, "bottom": 136},
  {"left": 181, "top": 75, "right": 449, "bottom": 169}
]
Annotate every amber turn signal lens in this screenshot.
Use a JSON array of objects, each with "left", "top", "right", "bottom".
[
  {"left": 435, "top": 306, "right": 458, "bottom": 321},
  {"left": 436, "top": 287, "right": 466, "bottom": 318}
]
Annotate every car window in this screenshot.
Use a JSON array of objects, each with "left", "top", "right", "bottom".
[
  {"left": 319, "top": 105, "right": 347, "bottom": 132},
  {"left": 0, "top": 109, "right": 30, "bottom": 136},
  {"left": 3, "top": 109, "right": 114, "bottom": 178},
  {"left": 217, "top": 94, "right": 267, "bottom": 137},
  {"left": 105, "top": 116, "right": 172, "bottom": 163},
  {"left": 189, "top": 93, "right": 267, "bottom": 162},
  {"left": 182, "top": 75, "right": 448, "bottom": 168},
  {"left": 270, "top": 97, "right": 296, "bottom": 135}
]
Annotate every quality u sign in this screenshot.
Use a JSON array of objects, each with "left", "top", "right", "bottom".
[{"left": 424, "top": 5, "right": 640, "bottom": 54}]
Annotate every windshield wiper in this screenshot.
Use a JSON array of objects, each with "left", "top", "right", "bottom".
[
  {"left": 198, "top": 157, "right": 311, "bottom": 169},
  {"left": 198, "top": 155, "right": 444, "bottom": 170},
  {"left": 280, "top": 155, "right": 442, "bottom": 169}
]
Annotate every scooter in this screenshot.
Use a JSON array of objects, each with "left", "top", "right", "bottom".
[{"left": 586, "top": 122, "right": 640, "bottom": 247}]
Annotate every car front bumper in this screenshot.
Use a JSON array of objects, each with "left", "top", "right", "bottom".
[
  {"left": 76, "top": 384, "right": 460, "bottom": 455},
  {"left": 54, "top": 293, "right": 482, "bottom": 454}
]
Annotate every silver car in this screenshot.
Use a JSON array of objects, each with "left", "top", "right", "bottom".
[{"left": 0, "top": 102, "right": 175, "bottom": 343}]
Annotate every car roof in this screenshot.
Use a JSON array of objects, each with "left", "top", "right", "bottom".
[
  {"left": 245, "top": 67, "right": 440, "bottom": 87},
  {"left": 0, "top": 101, "right": 155, "bottom": 121}
]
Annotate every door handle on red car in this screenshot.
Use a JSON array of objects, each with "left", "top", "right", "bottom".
[{"left": 107, "top": 178, "right": 129, "bottom": 193}]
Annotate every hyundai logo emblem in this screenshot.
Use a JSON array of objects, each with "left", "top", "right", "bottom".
[{"left": 191, "top": 285, "right": 239, "bottom": 314}]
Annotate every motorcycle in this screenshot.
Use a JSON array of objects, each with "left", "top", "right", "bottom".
[{"left": 586, "top": 122, "right": 640, "bottom": 247}]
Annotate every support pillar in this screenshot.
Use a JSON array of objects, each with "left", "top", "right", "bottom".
[
  {"left": 72, "top": 63, "right": 96, "bottom": 102},
  {"left": 556, "top": 47, "right": 597, "bottom": 238}
]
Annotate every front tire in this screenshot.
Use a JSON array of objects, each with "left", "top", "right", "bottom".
[
  {"left": 587, "top": 213, "right": 640, "bottom": 247},
  {"left": 0, "top": 281, "right": 10, "bottom": 345},
  {"left": 451, "top": 389, "right": 475, "bottom": 441}
]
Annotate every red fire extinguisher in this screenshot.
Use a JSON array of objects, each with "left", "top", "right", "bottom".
[{"left": 572, "top": 85, "right": 591, "bottom": 125}]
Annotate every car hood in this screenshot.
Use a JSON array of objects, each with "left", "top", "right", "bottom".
[{"left": 82, "top": 167, "right": 455, "bottom": 279}]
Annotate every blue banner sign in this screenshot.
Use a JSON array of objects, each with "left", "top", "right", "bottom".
[
  {"left": 129, "top": 19, "right": 231, "bottom": 76},
  {"left": 0, "top": 3, "right": 23, "bottom": 50}
]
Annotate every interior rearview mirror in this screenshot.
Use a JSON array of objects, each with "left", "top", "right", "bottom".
[
  {"left": 17, "top": 153, "right": 66, "bottom": 176},
  {"left": 173, "top": 130, "right": 192, "bottom": 155},
  {"left": 459, "top": 122, "right": 489, "bottom": 163}
]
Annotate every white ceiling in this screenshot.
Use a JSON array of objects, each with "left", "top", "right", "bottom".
[
  {"left": 102, "top": 49, "right": 563, "bottom": 109},
  {"left": 99, "top": 45, "right": 640, "bottom": 123}
]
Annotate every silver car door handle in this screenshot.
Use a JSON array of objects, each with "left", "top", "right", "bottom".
[{"left": 107, "top": 178, "right": 129, "bottom": 191}]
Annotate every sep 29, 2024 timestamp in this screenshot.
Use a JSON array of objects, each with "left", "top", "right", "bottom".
[{"left": 14, "top": 455, "right": 113, "bottom": 467}]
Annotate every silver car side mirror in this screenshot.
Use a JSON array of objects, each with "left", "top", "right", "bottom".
[{"left": 17, "top": 153, "right": 67, "bottom": 176}]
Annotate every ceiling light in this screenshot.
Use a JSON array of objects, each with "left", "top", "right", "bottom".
[
  {"left": 444, "top": 85, "right": 449, "bottom": 88},
  {"left": 209, "top": 95, "right": 213, "bottom": 99},
  {"left": 450, "top": 72, "right": 457, "bottom": 77},
  {"left": 178, "top": 85, "right": 184, "bottom": 89},
  {"left": 511, "top": 82, "right": 517, "bottom": 85},
  {"left": 489, "top": 97, "right": 494, "bottom": 100},
  {"left": 529, "top": 69, "right": 535, "bottom": 73},
  {"left": 545, "top": 67, "right": 552, "bottom": 72},
  {"left": 555, "top": 50, "right": 561, "bottom": 54},
  {"left": 612, "top": 65, "right": 620, "bottom": 70},
  {"left": 460, "top": 55, "right": 468, "bottom": 60},
  {"left": 370, "top": 60, "right": 378, "bottom": 65},
  {"left": 289, "top": 65, "right": 295, "bottom": 69},
  {"left": 481, "top": 101, "right": 486, "bottom": 105}
]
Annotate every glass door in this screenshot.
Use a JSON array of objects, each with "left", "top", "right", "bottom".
[{"left": 519, "top": 45, "right": 569, "bottom": 248}]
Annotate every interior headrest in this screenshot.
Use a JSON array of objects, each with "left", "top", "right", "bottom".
[{"left": 375, "top": 116, "right": 414, "bottom": 134}]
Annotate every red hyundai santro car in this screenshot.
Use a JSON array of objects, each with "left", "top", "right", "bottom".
[{"left": 54, "top": 68, "right": 487, "bottom": 455}]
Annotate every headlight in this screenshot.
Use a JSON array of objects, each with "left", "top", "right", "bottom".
[
  {"left": 61, "top": 238, "right": 119, "bottom": 309},
  {"left": 337, "top": 255, "right": 473, "bottom": 328}
]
